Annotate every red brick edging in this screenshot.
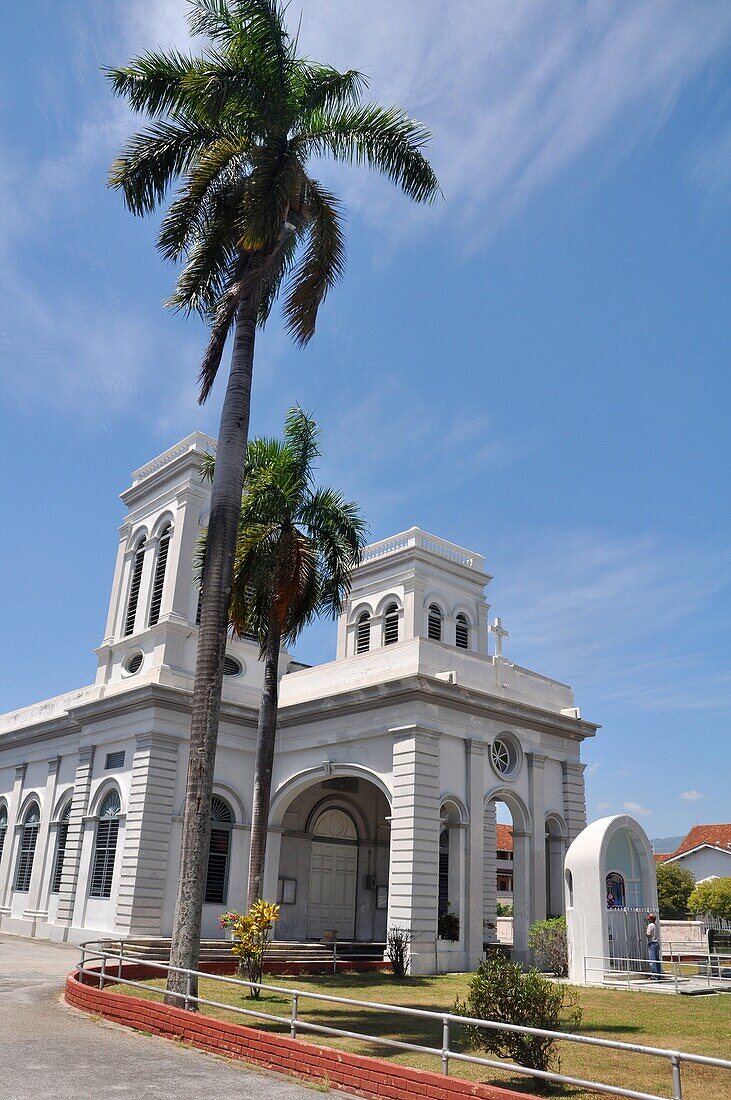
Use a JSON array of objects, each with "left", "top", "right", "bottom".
[{"left": 65, "top": 965, "right": 524, "bottom": 1100}]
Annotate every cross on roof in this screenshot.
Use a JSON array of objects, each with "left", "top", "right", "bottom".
[{"left": 489, "top": 616, "right": 509, "bottom": 659}]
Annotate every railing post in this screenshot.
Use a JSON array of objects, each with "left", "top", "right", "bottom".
[
  {"left": 441, "top": 1016, "right": 450, "bottom": 1076},
  {"left": 98, "top": 951, "right": 106, "bottom": 991},
  {"left": 79, "top": 944, "right": 86, "bottom": 979},
  {"left": 671, "top": 1053, "right": 682, "bottom": 1100},
  {"left": 291, "top": 992, "right": 299, "bottom": 1039},
  {"left": 333, "top": 942, "right": 337, "bottom": 976},
  {"left": 184, "top": 971, "right": 193, "bottom": 1012},
  {"left": 673, "top": 956, "right": 679, "bottom": 994}
]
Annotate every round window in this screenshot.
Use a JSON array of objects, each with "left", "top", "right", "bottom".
[
  {"left": 223, "top": 655, "right": 242, "bottom": 676},
  {"left": 123, "top": 652, "right": 144, "bottom": 675},
  {"left": 489, "top": 736, "right": 520, "bottom": 779}
]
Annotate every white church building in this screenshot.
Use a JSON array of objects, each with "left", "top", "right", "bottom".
[{"left": 0, "top": 433, "right": 596, "bottom": 973}]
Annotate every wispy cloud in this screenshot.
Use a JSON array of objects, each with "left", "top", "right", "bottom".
[
  {"left": 679, "top": 790, "right": 704, "bottom": 803},
  {"left": 624, "top": 801, "right": 653, "bottom": 818}
]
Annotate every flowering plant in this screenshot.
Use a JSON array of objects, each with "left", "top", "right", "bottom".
[
  {"left": 218, "top": 910, "right": 244, "bottom": 931},
  {"left": 229, "top": 899, "right": 280, "bottom": 998}
]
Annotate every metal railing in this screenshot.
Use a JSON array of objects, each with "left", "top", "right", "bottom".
[
  {"left": 77, "top": 941, "right": 731, "bottom": 1100},
  {"left": 585, "top": 950, "right": 731, "bottom": 993}
]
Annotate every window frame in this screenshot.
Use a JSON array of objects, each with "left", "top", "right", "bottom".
[
  {"left": 427, "top": 603, "right": 443, "bottom": 641},
  {"left": 204, "top": 796, "right": 233, "bottom": 905},
  {"left": 124, "top": 536, "right": 147, "bottom": 637},
  {"left": 355, "top": 611, "right": 371, "bottom": 654},
  {"left": 50, "top": 801, "right": 72, "bottom": 894},
  {"left": 14, "top": 801, "right": 41, "bottom": 893},
  {"left": 383, "top": 603, "right": 399, "bottom": 646},
  {"left": 455, "top": 613, "right": 470, "bottom": 649},
  {"left": 148, "top": 523, "right": 172, "bottom": 627},
  {"left": 88, "top": 790, "right": 121, "bottom": 900}
]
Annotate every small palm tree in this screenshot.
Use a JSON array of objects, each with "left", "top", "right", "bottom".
[
  {"left": 200, "top": 407, "right": 366, "bottom": 906},
  {"left": 106, "top": 0, "right": 437, "bottom": 1000}
]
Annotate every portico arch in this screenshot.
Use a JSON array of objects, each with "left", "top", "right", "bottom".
[
  {"left": 545, "top": 812, "right": 568, "bottom": 918},
  {"left": 484, "top": 787, "right": 532, "bottom": 963},
  {"left": 269, "top": 765, "right": 392, "bottom": 943}
]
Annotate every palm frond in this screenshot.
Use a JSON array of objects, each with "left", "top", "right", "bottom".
[
  {"left": 157, "top": 141, "right": 248, "bottom": 261},
  {"left": 283, "top": 406, "right": 320, "bottom": 485},
  {"left": 104, "top": 50, "right": 199, "bottom": 116},
  {"left": 109, "top": 120, "right": 219, "bottom": 214},
  {"left": 295, "top": 103, "right": 440, "bottom": 205},
  {"left": 283, "top": 178, "right": 345, "bottom": 346},
  {"left": 293, "top": 64, "right": 368, "bottom": 114}
]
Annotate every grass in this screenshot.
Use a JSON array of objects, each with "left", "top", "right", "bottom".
[{"left": 109, "top": 969, "right": 731, "bottom": 1099}]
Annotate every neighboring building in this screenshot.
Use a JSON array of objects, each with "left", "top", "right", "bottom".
[
  {"left": 496, "top": 824, "right": 514, "bottom": 904},
  {"left": 656, "top": 825, "right": 731, "bottom": 882},
  {"left": 0, "top": 433, "right": 597, "bottom": 973}
]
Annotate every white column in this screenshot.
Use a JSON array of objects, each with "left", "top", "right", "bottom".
[
  {"left": 0, "top": 764, "right": 27, "bottom": 916},
  {"left": 465, "top": 740, "right": 486, "bottom": 965},
  {"left": 482, "top": 801, "right": 498, "bottom": 944},
  {"left": 164, "top": 489, "right": 206, "bottom": 624},
  {"left": 55, "top": 748, "right": 95, "bottom": 930},
  {"left": 115, "top": 734, "right": 179, "bottom": 936},
  {"left": 528, "top": 752, "right": 547, "bottom": 925},
  {"left": 101, "top": 523, "right": 132, "bottom": 644},
  {"left": 512, "top": 829, "right": 531, "bottom": 964},
  {"left": 386, "top": 725, "right": 440, "bottom": 975},
  {"left": 547, "top": 835, "right": 566, "bottom": 917},
  {"left": 23, "top": 756, "right": 61, "bottom": 921}
]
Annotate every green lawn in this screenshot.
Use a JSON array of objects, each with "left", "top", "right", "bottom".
[{"left": 110, "top": 969, "right": 731, "bottom": 1099}]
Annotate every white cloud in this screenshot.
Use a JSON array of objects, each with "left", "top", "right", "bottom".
[
  {"left": 597, "top": 801, "right": 612, "bottom": 811},
  {"left": 679, "top": 790, "right": 704, "bottom": 803},
  {"left": 585, "top": 762, "right": 600, "bottom": 776},
  {"left": 624, "top": 801, "right": 653, "bottom": 817}
]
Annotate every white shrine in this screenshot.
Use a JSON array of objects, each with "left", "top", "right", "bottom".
[{"left": 0, "top": 433, "right": 597, "bottom": 973}]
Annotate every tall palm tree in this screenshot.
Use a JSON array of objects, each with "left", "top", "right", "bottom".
[
  {"left": 107, "top": 0, "right": 438, "bottom": 1002},
  {"left": 201, "top": 407, "right": 366, "bottom": 908}
]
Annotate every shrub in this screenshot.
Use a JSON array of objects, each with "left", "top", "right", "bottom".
[
  {"left": 385, "top": 926, "right": 412, "bottom": 979},
  {"left": 454, "top": 955, "right": 581, "bottom": 1082},
  {"left": 656, "top": 863, "right": 695, "bottom": 919},
  {"left": 529, "top": 917, "right": 568, "bottom": 977},
  {"left": 496, "top": 902, "right": 513, "bottom": 917},
  {"left": 438, "top": 909, "right": 460, "bottom": 942},
  {"left": 229, "top": 899, "right": 280, "bottom": 998},
  {"left": 688, "top": 877, "right": 731, "bottom": 920}
]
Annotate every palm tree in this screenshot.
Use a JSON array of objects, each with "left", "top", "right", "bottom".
[
  {"left": 201, "top": 407, "right": 366, "bottom": 908},
  {"left": 107, "top": 0, "right": 438, "bottom": 1001}
]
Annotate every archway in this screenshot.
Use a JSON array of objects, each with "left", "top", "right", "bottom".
[
  {"left": 271, "top": 771, "right": 391, "bottom": 942},
  {"left": 484, "top": 788, "right": 532, "bottom": 963},
  {"left": 545, "top": 813, "right": 568, "bottom": 918}
]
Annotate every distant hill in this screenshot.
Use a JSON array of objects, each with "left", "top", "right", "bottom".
[{"left": 652, "top": 834, "right": 684, "bottom": 853}]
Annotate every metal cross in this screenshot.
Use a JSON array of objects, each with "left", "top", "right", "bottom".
[{"left": 489, "top": 616, "right": 509, "bottom": 659}]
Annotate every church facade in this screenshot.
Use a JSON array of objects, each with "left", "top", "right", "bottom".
[{"left": 0, "top": 433, "right": 596, "bottom": 973}]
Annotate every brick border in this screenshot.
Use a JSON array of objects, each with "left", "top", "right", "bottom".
[{"left": 66, "top": 965, "right": 524, "bottom": 1100}]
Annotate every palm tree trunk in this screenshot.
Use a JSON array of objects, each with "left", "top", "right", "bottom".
[
  {"left": 165, "top": 295, "right": 257, "bottom": 1007},
  {"left": 247, "top": 621, "right": 282, "bottom": 908}
]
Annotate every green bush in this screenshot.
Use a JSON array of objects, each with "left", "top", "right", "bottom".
[
  {"left": 385, "top": 926, "right": 412, "bottom": 979},
  {"left": 438, "top": 910, "right": 460, "bottom": 941},
  {"left": 454, "top": 955, "right": 581, "bottom": 1083},
  {"left": 496, "top": 902, "right": 513, "bottom": 916},
  {"left": 529, "top": 917, "right": 568, "bottom": 977},
  {"left": 656, "top": 863, "right": 695, "bottom": 919},
  {"left": 688, "top": 877, "right": 731, "bottom": 920}
]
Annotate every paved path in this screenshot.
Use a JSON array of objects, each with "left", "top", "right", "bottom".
[{"left": 1, "top": 933, "right": 351, "bottom": 1099}]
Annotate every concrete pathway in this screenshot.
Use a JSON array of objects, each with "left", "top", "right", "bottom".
[{"left": 0, "top": 933, "right": 352, "bottom": 1099}]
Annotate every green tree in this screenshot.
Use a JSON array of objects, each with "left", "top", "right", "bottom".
[
  {"left": 688, "top": 877, "right": 731, "bottom": 920},
  {"left": 656, "top": 862, "right": 695, "bottom": 920},
  {"left": 201, "top": 407, "right": 366, "bottom": 907},
  {"left": 107, "top": 0, "right": 438, "bottom": 1005}
]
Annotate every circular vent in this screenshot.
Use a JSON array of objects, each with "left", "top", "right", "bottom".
[
  {"left": 489, "top": 735, "right": 521, "bottom": 779},
  {"left": 123, "top": 652, "right": 144, "bottom": 675},
  {"left": 223, "top": 655, "right": 242, "bottom": 677}
]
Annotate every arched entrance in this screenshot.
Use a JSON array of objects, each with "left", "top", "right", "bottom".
[
  {"left": 269, "top": 771, "right": 391, "bottom": 943},
  {"left": 545, "top": 813, "right": 568, "bottom": 918},
  {"left": 307, "top": 807, "right": 358, "bottom": 940},
  {"left": 484, "top": 788, "right": 532, "bottom": 963}
]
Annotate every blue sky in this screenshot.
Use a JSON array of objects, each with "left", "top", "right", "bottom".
[{"left": 1, "top": 1, "right": 730, "bottom": 837}]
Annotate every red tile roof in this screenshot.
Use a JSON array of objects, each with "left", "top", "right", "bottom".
[
  {"left": 667, "top": 824, "right": 731, "bottom": 858},
  {"left": 496, "top": 824, "right": 513, "bottom": 852}
]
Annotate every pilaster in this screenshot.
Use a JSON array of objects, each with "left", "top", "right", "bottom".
[
  {"left": 562, "top": 761, "right": 587, "bottom": 842},
  {"left": 386, "top": 725, "right": 440, "bottom": 975},
  {"left": 528, "top": 752, "right": 547, "bottom": 923},
  {"left": 512, "top": 829, "right": 531, "bottom": 964},
  {"left": 164, "top": 489, "right": 206, "bottom": 624},
  {"left": 55, "top": 748, "right": 95, "bottom": 927},
  {"left": 115, "top": 733, "right": 179, "bottom": 936},
  {"left": 465, "top": 740, "right": 486, "bottom": 965},
  {"left": 482, "top": 801, "right": 498, "bottom": 944},
  {"left": 0, "top": 763, "right": 27, "bottom": 914},
  {"left": 23, "top": 756, "right": 61, "bottom": 920}
]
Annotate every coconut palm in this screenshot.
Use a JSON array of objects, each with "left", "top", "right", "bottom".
[
  {"left": 200, "top": 407, "right": 366, "bottom": 907},
  {"left": 107, "top": 0, "right": 438, "bottom": 1001}
]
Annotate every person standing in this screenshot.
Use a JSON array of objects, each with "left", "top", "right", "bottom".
[{"left": 646, "top": 913, "right": 661, "bottom": 979}]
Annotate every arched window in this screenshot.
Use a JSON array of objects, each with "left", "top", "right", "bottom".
[
  {"left": 356, "top": 611, "right": 371, "bottom": 654},
  {"left": 14, "top": 801, "right": 41, "bottom": 892},
  {"left": 384, "top": 603, "right": 399, "bottom": 646},
  {"left": 148, "top": 523, "right": 172, "bottom": 626},
  {"left": 89, "top": 790, "right": 121, "bottom": 899},
  {"left": 427, "top": 604, "right": 443, "bottom": 641},
  {"left": 51, "top": 802, "right": 72, "bottom": 894},
  {"left": 205, "top": 796, "right": 233, "bottom": 904},
  {"left": 124, "top": 537, "right": 146, "bottom": 636},
  {"left": 455, "top": 613, "right": 470, "bottom": 649},
  {"left": 0, "top": 805, "right": 7, "bottom": 864}
]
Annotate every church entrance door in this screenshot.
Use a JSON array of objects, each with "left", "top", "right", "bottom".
[{"left": 307, "top": 808, "right": 358, "bottom": 940}]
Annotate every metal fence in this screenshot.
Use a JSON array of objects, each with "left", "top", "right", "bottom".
[
  {"left": 585, "top": 950, "right": 731, "bottom": 993},
  {"left": 77, "top": 941, "right": 731, "bottom": 1100}
]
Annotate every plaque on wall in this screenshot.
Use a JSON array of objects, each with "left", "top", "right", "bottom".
[
  {"left": 376, "top": 885, "right": 388, "bottom": 910},
  {"left": 277, "top": 877, "right": 297, "bottom": 905}
]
